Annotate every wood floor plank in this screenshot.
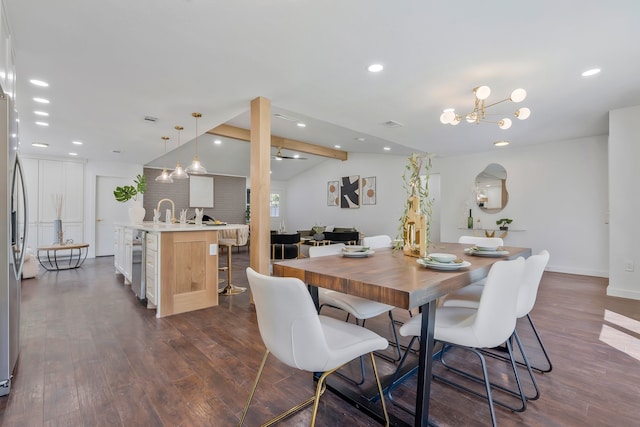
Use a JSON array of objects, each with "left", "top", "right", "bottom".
[{"left": 1, "top": 256, "right": 639, "bottom": 426}]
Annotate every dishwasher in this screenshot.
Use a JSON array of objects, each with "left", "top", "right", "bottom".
[{"left": 130, "top": 229, "right": 146, "bottom": 304}]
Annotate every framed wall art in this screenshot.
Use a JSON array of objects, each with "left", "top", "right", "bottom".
[
  {"left": 340, "top": 175, "right": 360, "bottom": 208},
  {"left": 361, "top": 176, "right": 376, "bottom": 205},
  {"left": 327, "top": 180, "right": 339, "bottom": 206}
]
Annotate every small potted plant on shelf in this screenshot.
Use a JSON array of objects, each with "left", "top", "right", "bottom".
[
  {"left": 114, "top": 174, "right": 147, "bottom": 223},
  {"left": 496, "top": 218, "right": 513, "bottom": 231}
]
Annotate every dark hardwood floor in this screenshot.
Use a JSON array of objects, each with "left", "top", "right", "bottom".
[{"left": 1, "top": 250, "right": 639, "bottom": 426}]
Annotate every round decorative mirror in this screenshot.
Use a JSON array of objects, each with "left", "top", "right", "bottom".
[{"left": 475, "top": 163, "right": 509, "bottom": 213}]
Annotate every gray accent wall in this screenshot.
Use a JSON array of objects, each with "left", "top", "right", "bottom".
[{"left": 143, "top": 168, "right": 246, "bottom": 224}]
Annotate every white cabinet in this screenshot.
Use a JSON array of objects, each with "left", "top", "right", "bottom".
[
  {"left": 38, "top": 160, "right": 84, "bottom": 222},
  {"left": 114, "top": 225, "right": 124, "bottom": 273},
  {"left": 123, "top": 228, "right": 133, "bottom": 284},
  {"left": 21, "top": 157, "right": 86, "bottom": 249},
  {"left": 145, "top": 233, "right": 159, "bottom": 307}
]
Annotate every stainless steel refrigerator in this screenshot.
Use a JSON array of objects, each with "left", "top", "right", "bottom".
[{"left": 1, "top": 89, "right": 26, "bottom": 396}]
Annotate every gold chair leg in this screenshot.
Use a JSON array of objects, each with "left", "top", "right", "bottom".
[
  {"left": 241, "top": 355, "right": 384, "bottom": 427},
  {"left": 239, "top": 350, "right": 270, "bottom": 426},
  {"left": 370, "top": 352, "right": 390, "bottom": 427},
  {"left": 310, "top": 369, "right": 333, "bottom": 427}
]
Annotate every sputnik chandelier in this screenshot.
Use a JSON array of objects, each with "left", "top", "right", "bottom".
[{"left": 439, "top": 86, "right": 530, "bottom": 130}]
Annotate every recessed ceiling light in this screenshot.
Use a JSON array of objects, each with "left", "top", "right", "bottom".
[
  {"left": 30, "top": 79, "right": 49, "bottom": 87},
  {"left": 35, "top": 121, "right": 49, "bottom": 126},
  {"left": 582, "top": 68, "right": 601, "bottom": 77},
  {"left": 293, "top": 154, "right": 300, "bottom": 159},
  {"left": 355, "top": 137, "right": 365, "bottom": 142},
  {"left": 33, "top": 97, "right": 50, "bottom": 104},
  {"left": 32, "top": 143, "right": 48, "bottom": 148},
  {"left": 34, "top": 110, "right": 49, "bottom": 116},
  {"left": 214, "top": 139, "right": 222, "bottom": 145},
  {"left": 334, "top": 145, "right": 341, "bottom": 149},
  {"left": 69, "top": 152, "right": 78, "bottom": 156},
  {"left": 368, "top": 63, "right": 384, "bottom": 73},
  {"left": 72, "top": 140, "right": 83, "bottom": 145},
  {"left": 383, "top": 147, "right": 391, "bottom": 151},
  {"left": 494, "top": 140, "right": 510, "bottom": 147},
  {"left": 297, "top": 122, "right": 306, "bottom": 128}
]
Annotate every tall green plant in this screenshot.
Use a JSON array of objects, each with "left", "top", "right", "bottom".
[
  {"left": 113, "top": 174, "right": 146, "bottom": 202},
  {"left": 395, "top": 153, "right": 433, "bottom": 251}
]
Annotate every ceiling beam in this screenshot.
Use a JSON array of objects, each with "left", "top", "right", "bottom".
[{"left": 207, "top": 124, "right": 348, "bottom": 161}]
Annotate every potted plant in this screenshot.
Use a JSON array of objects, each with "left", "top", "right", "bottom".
[
  {"left": 496, "top": 218, "right": 513, "bottom": 231},
  {"left": 114, "top": 174, "right": 147, "bottom": 223}
]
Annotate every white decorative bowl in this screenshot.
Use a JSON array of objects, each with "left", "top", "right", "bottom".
[{"left": 429, "top": 253, "right": 457, "bottom": 263}]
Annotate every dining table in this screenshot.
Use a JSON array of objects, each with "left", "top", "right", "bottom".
[{"left": 272, "top": 241, "right": 531, "bottom": 427}]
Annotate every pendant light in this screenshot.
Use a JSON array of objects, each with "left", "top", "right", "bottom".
[
  {"left": 169, "top": 125, "right": 189, "bottom": 179},
  {"left": 185, "top": 112, "right": 207, "bottom": 174},
  {"left": 155, "top": 136, "right": 174, "bottom": 183}
]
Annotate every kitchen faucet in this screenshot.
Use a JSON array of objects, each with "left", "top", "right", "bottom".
[{"left": 156, "top": 198, "right": 176, "bottom": 223}]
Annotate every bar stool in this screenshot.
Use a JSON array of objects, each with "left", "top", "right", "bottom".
[{"left": 218, "top": 225, "right": 249, "bottom": 295}]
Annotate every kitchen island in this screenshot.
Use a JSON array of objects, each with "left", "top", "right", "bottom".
[{"left": 114, "top": 222, "right": 245, "bottom": 317}]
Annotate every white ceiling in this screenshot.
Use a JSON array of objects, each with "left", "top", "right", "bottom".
[{"left": 5, "top": 1, "right": 640, "bottom": 181}]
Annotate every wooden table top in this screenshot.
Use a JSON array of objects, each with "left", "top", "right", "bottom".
[
  {"left": 37, "top": 242, "right": 90, "bottom": 251},
  {"left": 273, "top": 242, "right": 531, "bottom": 310}
]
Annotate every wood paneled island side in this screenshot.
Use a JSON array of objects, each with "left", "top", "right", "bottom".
[{"left": 115, "top": 222, "right": 245, "bottom": 317}]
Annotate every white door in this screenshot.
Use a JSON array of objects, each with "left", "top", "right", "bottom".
[{"left": 96, "top": 176, "right": 131, "bottom": 256}]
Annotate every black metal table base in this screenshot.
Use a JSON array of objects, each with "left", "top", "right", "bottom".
[{"left": 37, "top": 246, "right": 88, "bottom": 271}]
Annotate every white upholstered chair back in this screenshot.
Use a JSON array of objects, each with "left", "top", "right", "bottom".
[
  {"left": 517, "top": 250, "right": 550, "bottom": 318},
  {"left": 246, "top": 267, "right": 332, "bottom": 372},
  {"left": 219, "top": 225, "right": 249, "bottom": 246},
  {"left": 457, "top": 236, "right": 504, "bottom": 247},
  {"left": 308, "top": 243, "right": 345, "bottom": 258},
  {"left": 471, "top": 257, "right": 525, "bottom": 348},
  {"left": 362, "top": 235, "right": 392, "bottom": 249}
]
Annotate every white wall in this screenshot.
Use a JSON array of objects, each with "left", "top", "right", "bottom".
[
  {"left": 434, "top": 136, "right": 609, "bottom": 276},
  {"left": 285, "top": 137, "right": 609, "bottom": 277},
  {"left": 285, "top": 153, "right": 436, "bottom": 241},
  {"left": 608, "top": 106, "right": 640, "bottom": 299}
]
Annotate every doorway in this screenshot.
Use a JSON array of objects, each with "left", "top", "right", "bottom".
[{"left": 95, "top": 176, "right": 131, "bottom": 256}]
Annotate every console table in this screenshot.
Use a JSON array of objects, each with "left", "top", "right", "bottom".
[{"left": 37, "top": 243, "right": 89, "bottom": 271}]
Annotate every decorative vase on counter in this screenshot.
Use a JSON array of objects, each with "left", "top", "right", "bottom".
[{"left": 128, "top": 203, "right": 146, "bottom": 224}]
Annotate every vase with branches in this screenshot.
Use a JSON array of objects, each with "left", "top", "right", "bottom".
[
  {"left": 52, "top": 194, "right": 64, "bottom": 244},
  {"left": 396, "top": 153, "right": 433, "bottom": 257}
]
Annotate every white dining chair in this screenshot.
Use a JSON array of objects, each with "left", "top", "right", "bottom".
[
  {"left": 240, "top": 267, "right": 389, "bottom": 427},
  {"left": 309, "top": 243, "right": 402, "bottom": 384},
  {"left": 442, "top": 250, "right": 552, "bottom": 378},
  {"left": 388, "top": 257, "right": 527, "bottom": 426},
  {"left": 362, "top": 234, "right": 392, "bottom": 249},
  {"left": 456, "top": 236, "right": 505, "bottom": 288},
  {"left": 458, "top": 235, "right": 504, "bottom": 247}
]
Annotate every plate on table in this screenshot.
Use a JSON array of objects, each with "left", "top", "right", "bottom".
[
  {"left": 464, "top": 247, "right": 509, "bottom": 257},
  {"left": 417, "top": 258, "right": 471, "bottom": 270},
  {"left": 476, "top": 245, "right": 500, "bottom": 251},
  {"left": 341, "top": 249, "right": 375, "bottom": 258}
]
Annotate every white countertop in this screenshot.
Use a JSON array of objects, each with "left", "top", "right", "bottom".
[{"left": 115, "top": 222, "right": 246, "bottom": 233}]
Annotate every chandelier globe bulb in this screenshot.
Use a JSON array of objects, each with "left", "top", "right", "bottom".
[{"left": 510, "top": 88, "right": 527, "bottom": 103}]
